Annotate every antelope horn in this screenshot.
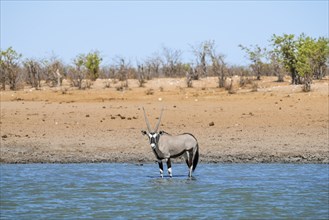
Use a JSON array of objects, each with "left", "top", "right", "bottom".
[
  {"left": 155, "top": 108, "right": 164, "bottom": 132},
  {"left": 142, "top": 107, "right": 152, "bottom": 132}
]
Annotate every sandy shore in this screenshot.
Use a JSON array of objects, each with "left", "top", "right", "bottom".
[{"left": 1, "top": 77, "right": 328, "bottom": 164}]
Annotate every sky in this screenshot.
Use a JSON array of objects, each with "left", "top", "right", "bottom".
[{"left": 1, "top": 1, "right": 328, "bottom": 66}]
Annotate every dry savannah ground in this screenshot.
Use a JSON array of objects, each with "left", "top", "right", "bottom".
[{"left": 0, "top": 76, "right": 328, "bottom": 164}]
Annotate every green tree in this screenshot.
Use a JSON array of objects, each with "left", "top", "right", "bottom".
[
  {"left": 296, "top": 35, "right": 316, "bottom": 91},
  {"left": 271, "top": 34, "right": 299, "bottom": 84},
  {"left": 0, "top": 47, "right": 22, "bottom": 90},
  {"left": 312, "top": 37, "right": 329, "bottom": 79},
  {"left": 239, "top": 44, "right": 267, "bottom": 80},
  {"left": 296, "top": 35, "right": 329, "bottom": 91},
  {"left": 69, "top": 54, "right": 87, "bottom": 89},
  {"left": 85, "top": 51, "right": 102, "bottom": 81},
  {"left": 272, "top": 33, "right": 329, "bottom": 91},
  {"left": 75, "top": 54, "right": 85, "bottom": 69}
]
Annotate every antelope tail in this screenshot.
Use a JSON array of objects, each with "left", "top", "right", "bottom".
[{"left": 192, "top": 144, "right": 199, "bottom": 172}]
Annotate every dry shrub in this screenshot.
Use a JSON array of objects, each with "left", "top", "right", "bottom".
[
  {"left": 116, "top": 85, "right": 124, "bottom": 91},
  {"left": 302, "top": 78, "right": 312, "bottom": 92},
  {"left": 13, "top": 81, "right": 25, "bottom": 90},
  {"left": 225, "top": 78, "right": 237, "bottom": 94},
  {"left": 228, "top": 85, "right": 237, "bottom": 94},
  {"left": 145, "top": 88, "right": 154, "bottom": 95},
  {"left": 239, "top": 77, "right": 253, "bottom": 87},
  {"left": 115, "top": 81, "right": 128, "bottom": 91},
  {"left": 224, "top": 78, "right": 232, "bottom": 90},
  {"left": 84, "top": 79, "right": 93, "bottom": 89},
  {"left": 251, "top": 82, "right": 258, "bottom": 92},
  {"left": 104, "top": 80, "right": 111, "bottom": 88},
  {"left": 61, "top": 87, "right": 69, "bottom": 94}
]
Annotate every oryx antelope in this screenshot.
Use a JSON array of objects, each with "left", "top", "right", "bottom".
[{"left": 141, "top": 107, "right": 199, "bottom": 178}]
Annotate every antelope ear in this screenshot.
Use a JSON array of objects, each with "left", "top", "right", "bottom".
[
  {"left": 141, "top": 130, "right": 147, "bottom": 136},
  {"left": 159, "top": 131, "right": 164, "bottom": 135}
]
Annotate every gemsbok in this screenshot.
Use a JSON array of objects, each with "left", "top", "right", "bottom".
[{"left": 141, "top": 107, "right": 199, "bottom": 178}]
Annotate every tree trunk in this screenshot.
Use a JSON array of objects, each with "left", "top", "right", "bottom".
[
  {"left": 318, "top": 67, "right": 323, "bottom": 80},
  {"left": 201, "top": 53, "right": 207, "bottom": 77},
  {"left": 291, "top": 70, "right": 296, "bottom": 84},
  {"left": 186, "top": 71, "right": 193, "bottom": 88},
  {"left": 1, "top": 73, "right": 5, "bottom": 90},
  {"left": 303, "top": 76, "right": 312, "bottom": 92},
  {"left": 256, "top": 65, "right": 261, "bottom": 80},
  {"left": 218, "top": 72, "right": 226, "bottom": 88},
  {"left": 277, "top": 73, "right": 284, "bottom": 82},
  {"left": 8, "top": 70, "right": 17, "bottom": 91},
  {"left": 291, "top": 70, "right": 301, "bottom": 84},
  {"left": 78, "top": 78, "right": 82, "bottom": 90},
  {"left": 56, "top": 69, "right": 61, "bottom": 87}
]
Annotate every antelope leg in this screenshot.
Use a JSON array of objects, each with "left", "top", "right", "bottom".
[
  {"left": 186, "top": 151, "right": 193, "bottom": 177},
  {"left": 166, "top": 158, "right": 172, "bottom": 177},
  {"left": 158, "top": 161, "right": 164, "bottom": 178}
]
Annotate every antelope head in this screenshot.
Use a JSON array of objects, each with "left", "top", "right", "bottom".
[{"left": 141, "top": 107, "right": 164, "bottom": 149}]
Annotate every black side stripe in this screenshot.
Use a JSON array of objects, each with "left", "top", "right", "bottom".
[{"left": 171, "top": 150, "right": 186, "bottom": 158}]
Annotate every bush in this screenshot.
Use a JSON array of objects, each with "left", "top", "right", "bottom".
[
  {"left": 145, "top": 88, "right": 154, "bottom": 95},
  {"left": 251, "top": 82, "right": 258, "bottom": 92}
]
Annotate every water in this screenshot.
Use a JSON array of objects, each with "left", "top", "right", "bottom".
[{"left": 1, "top": 164, "right": 328, "bottom": 219}]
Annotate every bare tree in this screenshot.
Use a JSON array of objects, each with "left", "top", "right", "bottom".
[
  {"left": 24, "top": 59, "right": 42, "bottom": 89},
  {"left": 42, "top": 57, "right": 64, "bottom": 87},
  {"left": 211, "top": 53, "right": 227, "bottom": 88},
  {"left": 204, "top": 41, "right": 227, "bottom": 88},
  {"left": 113, "top": 56, "right": 131, "bottom": 89},
  {"left": 186, "top": 65, "right": 193, "bottom": 88},
  {"left": 161, "top": 46, "right": 182, "bottom": 77},
  {"left": 190, "top": 40, "right": 215, "bottom": 78},
  {"left": 137, "top": 64, "right": 146, "bottom": 87},
  {"left": 0, "top": 47, "right": 23, "bottom": 90},
  {"left": 68, "top": 54, "right": 86, "bottom": 89},
  {"left": 269, "top": 51, "right": 285, "bottom": 82},
  {"left": 144, "top": 53, "right": 162, "bottom": 78},
  {"left": 0, "top": 52, "right": 6, "bottom": 90}
]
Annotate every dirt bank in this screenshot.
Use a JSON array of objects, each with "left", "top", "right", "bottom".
[{"left": 1, "top": 77, "right": 328, "bottom": 164}]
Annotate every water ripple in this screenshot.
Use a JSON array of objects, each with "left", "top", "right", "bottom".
[{"left": 1, "top": 164, "right": 328, "bottom": 219}]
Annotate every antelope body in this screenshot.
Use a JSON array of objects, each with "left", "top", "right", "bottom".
[{"left": 141, "top": 108, "right": 199, "bottom": 178}]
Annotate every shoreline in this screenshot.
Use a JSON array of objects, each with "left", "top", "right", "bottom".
[{"left": 1, "top": 145, "right": 328, "bottom": 164}]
